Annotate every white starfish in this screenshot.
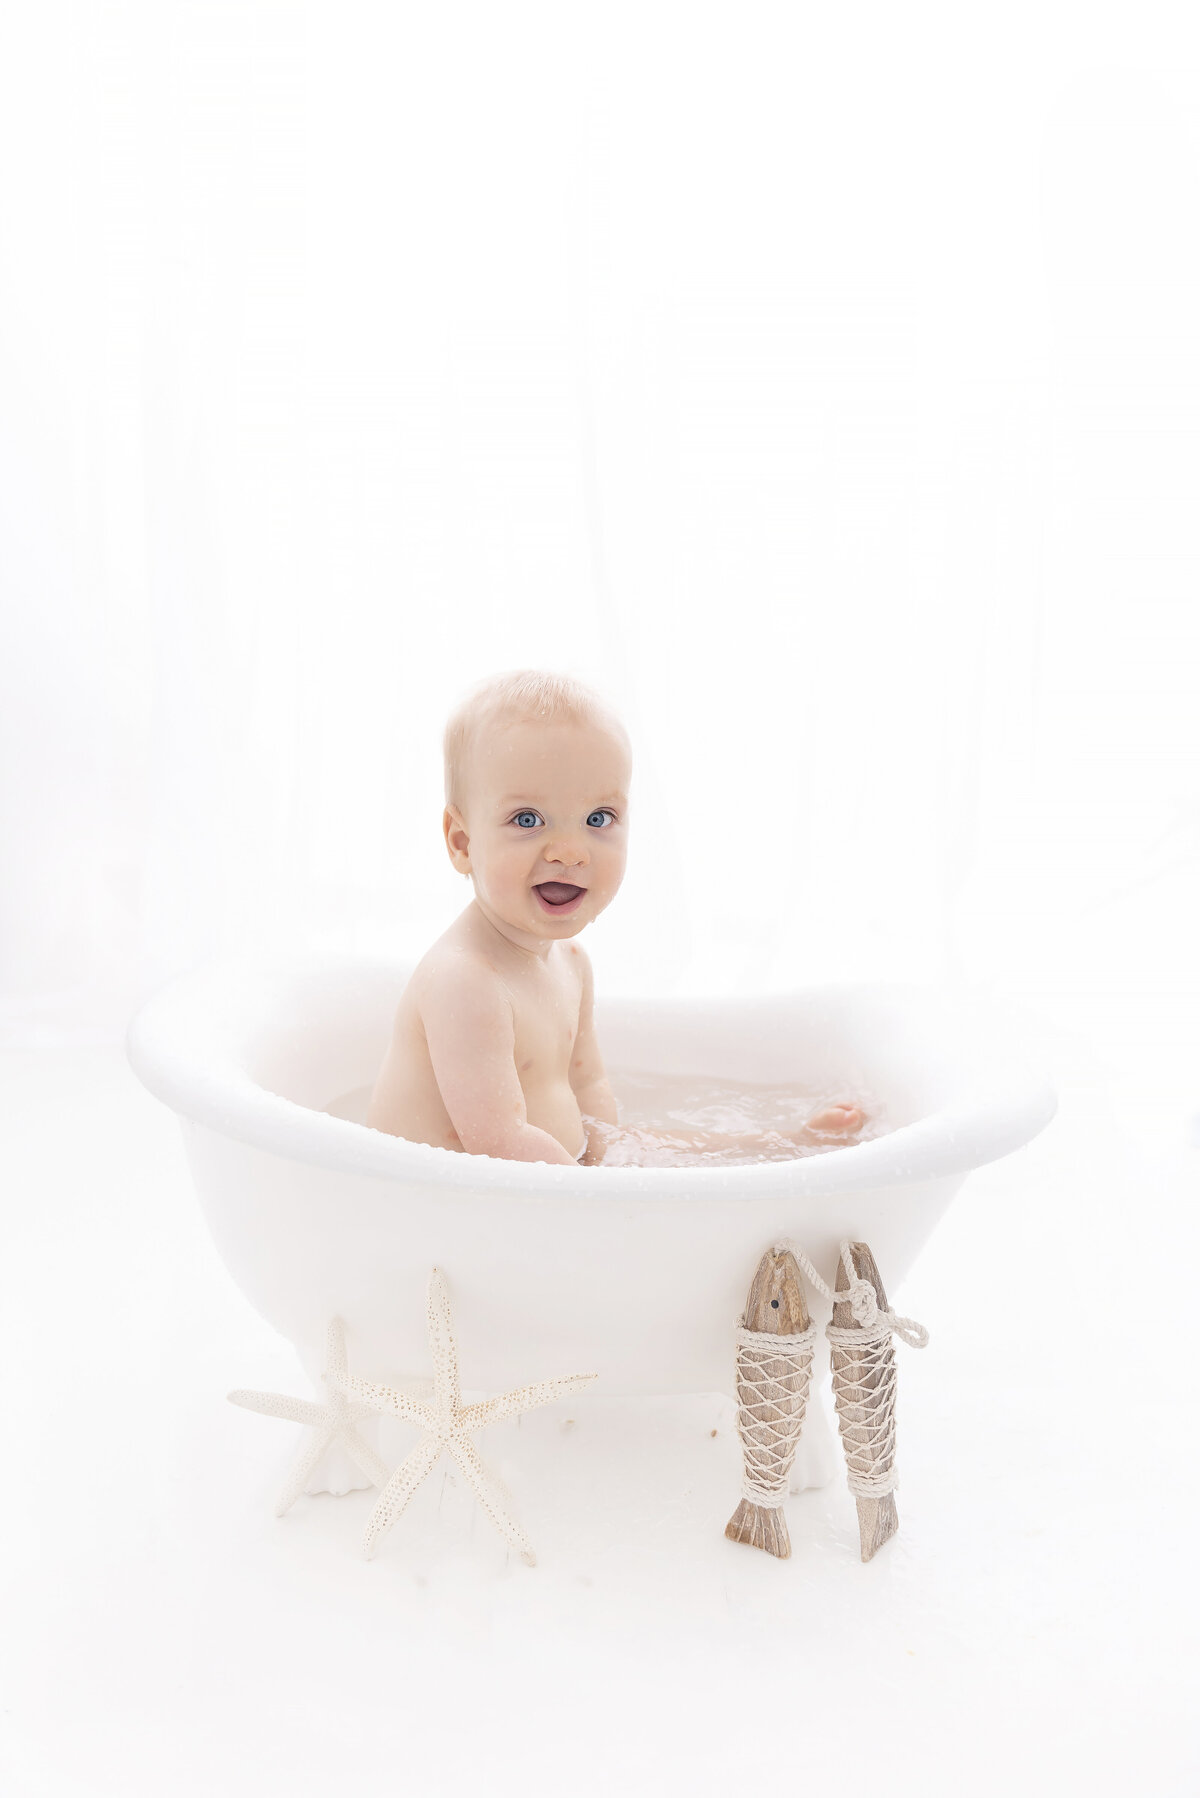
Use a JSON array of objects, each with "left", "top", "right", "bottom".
[
  {"left": 335, "top": 1267, "right": 598, "bottom": 1566},
  {"left": 228, "top": 1316, "right": 391, "bottom": 1516}
]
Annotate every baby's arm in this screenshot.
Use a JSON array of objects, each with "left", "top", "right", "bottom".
[
  {"left": 567, "top": 949, "right": 619, "bottom": 1164},
  {"left": 421, "top": 958, "right": 580, "bottom": 1166}
]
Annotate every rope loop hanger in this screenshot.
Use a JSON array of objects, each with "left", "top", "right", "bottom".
[{"left": 765, "top": 1237, "right": 930, "bottom": 1351}]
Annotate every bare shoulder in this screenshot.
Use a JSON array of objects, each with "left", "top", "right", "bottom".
[{"left": 407, "top": 942, "right": 514, "bottom": 1029}]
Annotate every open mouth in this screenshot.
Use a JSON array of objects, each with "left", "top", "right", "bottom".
[{"left": 534, "top": 882, "right": 586, "bottom": 913}]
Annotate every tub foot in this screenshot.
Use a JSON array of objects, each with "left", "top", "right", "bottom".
[
  {"left": 303, "top": 1427, "right": 382, "bottom": 1498},
  {"left": 725, "top": 1247, "right": 816, "bottom": 1559},
  {"left": 789, "top": 1384, "right": 839, "bottom": 1493}
]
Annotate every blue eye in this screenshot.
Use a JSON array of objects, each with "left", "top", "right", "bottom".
[
  {"left": 587, "top": 810, "right": 616, "bottom": 829},
  {"left": 513, "top": 811, "right": 541, "bottom": 829}
]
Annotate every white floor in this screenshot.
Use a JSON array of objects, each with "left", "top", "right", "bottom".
[{"left": 1, "top": 1027, "right": 1196, "bottom": 1798}]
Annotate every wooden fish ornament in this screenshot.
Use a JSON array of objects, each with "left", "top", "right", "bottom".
[
  {"left": 827, "top": 1239, "right": 927, "bottom": 1562},
  {"left": 724, "top": 1246, "right": 817, "bottom": 1558}
]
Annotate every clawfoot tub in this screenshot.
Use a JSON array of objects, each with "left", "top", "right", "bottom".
[{"left": 126, "top": 954, "right": 1056, "bottom": 1496}]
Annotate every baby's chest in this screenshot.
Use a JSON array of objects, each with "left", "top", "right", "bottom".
[{"left": 509, "top": 982, "right": 580, "bottom": 1079}]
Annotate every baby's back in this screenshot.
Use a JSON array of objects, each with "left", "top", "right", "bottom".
[{"left": 366, "top": 953, "right": 462, "bottom": 1150}]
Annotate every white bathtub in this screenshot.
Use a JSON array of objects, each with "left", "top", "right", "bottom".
[{"left": 126, "top": 954, "right": 1055, "bottom": 1490}]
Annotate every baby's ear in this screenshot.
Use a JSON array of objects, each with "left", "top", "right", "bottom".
[{"left": 443, "top": 805, "right": 471, "bottom": 872}]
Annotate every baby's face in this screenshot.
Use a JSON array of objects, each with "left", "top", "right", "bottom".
[{"left": 446, "top": 716, "right": 631, "bottom": 944}]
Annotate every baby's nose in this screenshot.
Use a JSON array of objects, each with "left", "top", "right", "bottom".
[{"left": 546, "top": 836, "right": 588, "bottom": 867}]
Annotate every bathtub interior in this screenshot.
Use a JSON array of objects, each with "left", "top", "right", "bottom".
[
  {"left": 242, "top": 956, "right": 989, "bottom": 1136},
  {"left": 127, "top": 950, "right": 1058, "bottom": 1209}
]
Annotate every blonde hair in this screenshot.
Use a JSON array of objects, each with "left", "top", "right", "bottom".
[{"left": 443, "top": 668, "right": 630, "bottom": 812}]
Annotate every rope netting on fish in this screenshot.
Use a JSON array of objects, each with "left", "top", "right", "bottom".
[
  {"left": 734, "top": 1324, "right": 817, "bottom": 1506},
  {"left": 725, "top": 1247, "right": 816, "bottom": 1557},
  {"left": 725, "top": 1237, "right": 929, "bottom": 1562}
]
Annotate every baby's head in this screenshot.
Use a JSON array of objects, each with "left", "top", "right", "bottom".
[{"left": 443, "top": 669, "right": 632, "bottom": 942}]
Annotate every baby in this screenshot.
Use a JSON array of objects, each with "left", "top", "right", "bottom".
[{"left": 367, "top": 670, "right": 865, "bottom": 1165}]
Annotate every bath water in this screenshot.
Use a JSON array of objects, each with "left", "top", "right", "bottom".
[{"left": 326, "top": 1071, "right": 890, "bottom": 1168}]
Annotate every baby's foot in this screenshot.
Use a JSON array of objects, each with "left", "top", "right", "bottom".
[{"left": 796, "top": 1102, "right": 865, "bottom": 1143}]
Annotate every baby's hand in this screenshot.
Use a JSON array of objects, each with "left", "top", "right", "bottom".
[{"left": 795, "top": 1102, "right": 865, "bottom": 1143}]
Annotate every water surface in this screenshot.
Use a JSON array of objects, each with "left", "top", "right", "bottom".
[{"left": 326, "top": 1069, "right": 890, "bottom": 1167}]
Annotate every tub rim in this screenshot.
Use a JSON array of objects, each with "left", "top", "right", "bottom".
[{"left": 125, "top": 952, "right": 1058, "bottom": 1201}]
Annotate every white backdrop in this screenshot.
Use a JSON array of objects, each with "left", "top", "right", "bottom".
[{"left": 1, "top": 2, "right": 1197, "bottom": 1125}]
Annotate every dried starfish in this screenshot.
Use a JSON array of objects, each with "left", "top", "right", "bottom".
[
  {"left": 336, "top": 1267, "right": 598, "bottom": 1566},
  {"left": 228, "top": 1316, "right": 391, "bottom": 1516}
]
